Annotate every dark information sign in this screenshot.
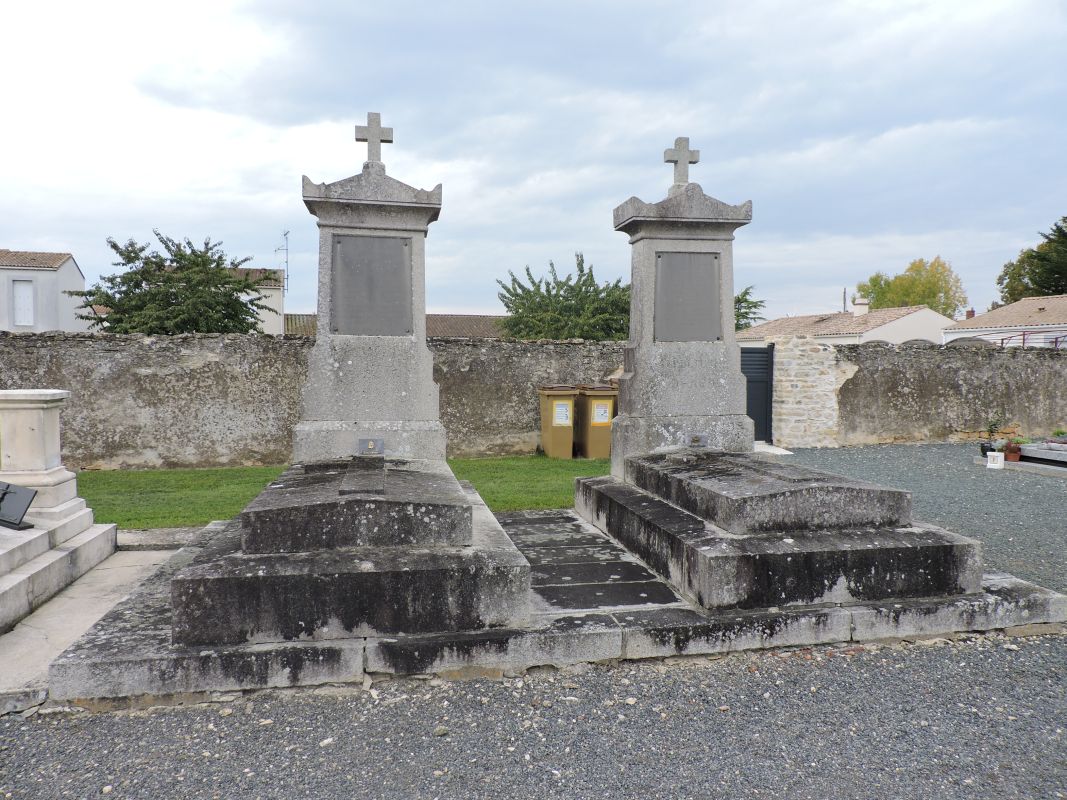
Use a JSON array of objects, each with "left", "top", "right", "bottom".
[{"left": 0, "top": 481, "right": 37, "bottom": 530}]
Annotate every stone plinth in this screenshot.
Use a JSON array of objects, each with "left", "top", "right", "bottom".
[
  {"left": 0, "top": 390, "right": 115, "bottom": 633},
  {"left": 611, "top": 181, "right": 754, "bottom": 478},
  {"left": 294, "top": 159, "right": 446, "bottom": 462}
]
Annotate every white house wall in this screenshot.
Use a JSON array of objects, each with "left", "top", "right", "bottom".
[{"left": 858, "top": 308, "right": 953, "bottom": 344}]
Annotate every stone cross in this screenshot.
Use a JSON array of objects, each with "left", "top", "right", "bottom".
[
  {"left": 664, "top": 136, "right": 700, "bottom": 189},
  {"left": 355, "top": 112, "right": 394, "bottom": 163}
]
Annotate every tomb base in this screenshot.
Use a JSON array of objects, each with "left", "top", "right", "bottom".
[{"left": 292, "top": 420, "right": 447, "bottom": 463}]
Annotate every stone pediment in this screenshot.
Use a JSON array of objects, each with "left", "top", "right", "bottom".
[
  {"left": 614, "top": 182, "right": 752, "bottom": 231},
  {"left": 302, "top": 162, "right": 442, "bottom": 209}
]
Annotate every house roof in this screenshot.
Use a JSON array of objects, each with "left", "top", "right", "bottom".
[
  {"left": 283, "top": 313, "right": 507, "bottom": 337},
  {"left": 234, "top": 268, "right": 284, "bottom": 288},
  {"left": 427, "top": 314, "right": 505, "bottom": 337},
  {"left": 946, "top": 294, "right": 1067, "bottom": 330},
  {"left": 737, "top": 305, "right": 931, "bottom": 340},
  {"left": 0, "top": 249, "right": 73, "bottom": 270},
  {"left": 284, "top": 314, "right": 317, "bottom": 336}
]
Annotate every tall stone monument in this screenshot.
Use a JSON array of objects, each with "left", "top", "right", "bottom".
[
  {"left": 293, "top": 112, "right": 447, "bottom": 462},
  {"left": 611, "top": 136, "right": 754, "bottom": 478}
]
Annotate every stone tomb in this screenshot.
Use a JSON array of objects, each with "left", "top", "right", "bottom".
[{"left": 46, "top": 132, "right": 1067, "bottom": 703}]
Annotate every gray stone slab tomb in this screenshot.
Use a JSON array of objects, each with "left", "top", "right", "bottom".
[{"left": 47, "top": 129, "right": 1067, "bottom": 705}]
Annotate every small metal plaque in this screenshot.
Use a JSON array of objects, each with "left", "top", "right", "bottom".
[
  {"left": 0, "top": 481, "right": 37, "bottom": 530},
  {"left": 654, "top": 252, "right": 722, "bottom": 342},
  {"left": 686, "top": 433, "right": 710, "bottom": 448},
  {"left": 331, "top": 235, "right": 413, "bottom": 335},
  {"left": 358, "top": 438, "right": 385, "bottom": 456}
]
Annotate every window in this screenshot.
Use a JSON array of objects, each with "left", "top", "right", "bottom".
[{"left": 12, "top": 280, "right": 34, "bottom": 326}]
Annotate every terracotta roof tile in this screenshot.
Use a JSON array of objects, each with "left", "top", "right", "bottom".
[
  {"left": 284, "top": 314, "right": 317, "bottom": 336},
  {"left": 946, "top": 294, "right": 1067, "bottom": 329},
  {"left": 234, "top": 268, "right": 284, "bottom": 288},
  {"left": 737, "top": 306, "right": 930, "bottom": 340},
  {"left": 0, "top": 249, "right": 72, "bottom": 269}
]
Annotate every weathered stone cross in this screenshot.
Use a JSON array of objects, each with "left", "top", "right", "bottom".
[
  {"left": 664, "top": 136, "right": 700, "bottom": 189},
  {"left": 355, "top": 112, "right": 394, "bottom": 163}
]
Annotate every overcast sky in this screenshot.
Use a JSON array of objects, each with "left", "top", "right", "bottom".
[{"left": 3, "top": 1, "right": 1064, "bottom": 319}]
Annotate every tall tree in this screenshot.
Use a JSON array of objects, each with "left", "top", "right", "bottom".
[
  {"left": 1029, "top": 216, "right": 1067, "bottom": 296},
  {"left": 734, "top": 285, "right": 766, "bottom": 330},
  {"left": 995, "top": 244, "right": 1046, "bottom": 306},
  {"left": 71, "top": 231, "right": 274, "bottom": 334},
  {"left": 856, "top": 256, "right": 968, "bottom": 318},
  {"left": 496, "top": 253, "right": 631, "bottom": 340}
]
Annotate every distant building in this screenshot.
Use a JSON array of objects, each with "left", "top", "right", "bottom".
[
  {"left": 737, "top": 302, "right": 954, "bottom": 346},
  {"left": 234, "top": 268, "right": 285, "bottom": 334},
  {"left": 943, "top": 294, "right": 1067, "bottom": 348},
  {"left": 0, "top": 249, "right": 91, "bottom": 333},
  {"left": 284, "top": 313, "right": 506, "bottom": 338}
]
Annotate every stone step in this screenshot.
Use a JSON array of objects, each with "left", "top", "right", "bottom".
[
  {"left": 0, "top": 528, "right": 53, "bottom": 576},
  {"left": 0, "top": 524, "right": 116, "bottom": 633},
  {"left": 575, "top": 476, "right": 981, "bottom": 611},
  {"left": 240, "top": 459, "right": 473, "bottom": 553},
  {"left": 171, "top": 498, "right": 531, "bottom": 646},
  {"left": 625, "top": 450, "right": 911, "bottom": 533}
]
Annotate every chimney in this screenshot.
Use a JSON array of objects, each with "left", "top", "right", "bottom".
[
  {"left": 965, "top": 308, "right": 976, "bottom": 319},
  {"left": 852, "top": 296, "right": 869, "bottom": 316}
]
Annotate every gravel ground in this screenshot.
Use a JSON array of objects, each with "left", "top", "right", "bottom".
[
  {"left": 1, "top": 444, "right": 1064, "bottom": 799},
  {"left": 783, "top": 443, "right": 1066, "bottom": 593},
  {"left": 1, "top": 636, "right": 1064, "bottom": 800}
]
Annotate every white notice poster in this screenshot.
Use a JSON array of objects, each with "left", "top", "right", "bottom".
[
  {"left": 986, "top": 452, "right": 1004, "bottom": 469},
  {"left": 593, "top": 402, "right": 611, "bottom": 423},
  {"left": 553, "top": 401, "right": 571, "bottom": 426}
]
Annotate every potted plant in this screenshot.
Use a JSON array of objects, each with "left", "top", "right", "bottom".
[
  {"left": 1002, "top": 438, "right": 1025, "bottom": 462},
  {"left": 981, "top": 413, "right": 1005, "bottom": 456}
]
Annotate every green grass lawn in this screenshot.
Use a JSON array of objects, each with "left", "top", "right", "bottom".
[
  {"left": 76, "top": 455, "right": 609, "bottom": 529},
  {"left": 78, "top": 465, "right": 286, "bottom": 529},
  {"left": 449, "top": 454, "right": 610, "bottom": 512}
]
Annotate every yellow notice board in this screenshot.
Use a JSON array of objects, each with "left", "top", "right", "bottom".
[
  {"left": 552, "top": 400, "right": 573, "bottom": 426},
  {"left": 591, "top": 400, "right": 613, "bottom": 426}
]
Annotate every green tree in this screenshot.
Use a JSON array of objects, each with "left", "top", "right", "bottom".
[
  {"left": 856, "top": 256, "right": 968, "bottom": 318},
  {"left": 734, "top": 285, "right": 766, "bottom": 330},
  {"left": 71, "top": 231, "right": 274, "bottom": 334},
  {"left": 1029, "top": 216, "right": 1067, "bottom": 296},
  {"left": 995, "top": 244, "right": 1046, "bottom": 306},
  {"left": 496, "top": 253, "right": 631, "bottom": 340}
]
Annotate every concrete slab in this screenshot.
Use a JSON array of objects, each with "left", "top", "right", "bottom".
[
  {"left": 972, "top": 455, "right": 1067, "bottom": 479},
  {"left": 0, "top": 549, "right": 171, "bottom": 714}
]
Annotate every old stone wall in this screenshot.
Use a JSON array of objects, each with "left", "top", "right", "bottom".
[
  {"left": 767, "top": 337, "right": 1067, "bottom": 448},
  {"left": 0, "top": 333, "right": 623, "bottom": 468}
]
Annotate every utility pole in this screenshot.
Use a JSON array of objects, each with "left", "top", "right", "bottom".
[
  {"left": 842, "top": 287, "right": 846, "bottom": 313},
  {"left": 275, "top": 230, "right": 290, "bottom": 295}
]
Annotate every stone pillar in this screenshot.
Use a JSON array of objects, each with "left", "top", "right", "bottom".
[
  {"left": 610, "top": 139, "right": 754, "bottom": 478},
  {"left": 0, "top": 390, "right": 78, "bottom": 509},
  {"left": 292, "top": 114, "right": 447, "bottom": 463}
]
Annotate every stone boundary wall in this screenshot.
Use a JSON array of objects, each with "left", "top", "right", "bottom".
[
  {"left": 0, "top": 333, "right": 622, "bottom": 468},
  {"left": 768, "top": 337, "right": 1067, "bottom": 448}
]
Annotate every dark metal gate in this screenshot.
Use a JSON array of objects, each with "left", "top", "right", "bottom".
[{"left": 741, "top": 344, "right": 774, "bottom": 443}]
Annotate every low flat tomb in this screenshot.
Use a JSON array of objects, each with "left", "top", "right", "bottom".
[{"left": 577, "top": 449, "right": 982, "bottom": 611}]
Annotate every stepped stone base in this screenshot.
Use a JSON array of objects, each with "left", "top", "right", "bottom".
[
  {"left": 171, "top": 473, "right": 530, "bottom": 646},
  {"left": 48, "top": 511, "right": 1066, "bottom": 703},
  {"left": 575, "top": 475, "right": 981, "bottom": 610},
  {"left": 1, "top": 523, "right": 116, "bottom": 633}
]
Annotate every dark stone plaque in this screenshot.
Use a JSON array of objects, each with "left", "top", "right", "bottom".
[
  {"left": 654, "top": 252, "right": 722, "bottom": 342},
  {"left": 0, "top": 481, "right": 37, "bottom": 530},
  {"left": 331, "top": 235, "right": 413, "bottom": 335}
]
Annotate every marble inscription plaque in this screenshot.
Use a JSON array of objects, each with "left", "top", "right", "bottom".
[
  {"left": 654, "top": 252, "right": 722, "bottom": 342},
  {"left": 331, "top": 235, "right": 412, "bottom": 335}
]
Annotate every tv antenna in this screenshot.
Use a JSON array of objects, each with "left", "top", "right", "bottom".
[{"left": 275, "top": 230, "right": 290, "bottom": 294}]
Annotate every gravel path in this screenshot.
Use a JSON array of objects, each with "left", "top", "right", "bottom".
[
  {"left": 784, "top": 443, "right": 1066, "bottom": 593},
  {"left": 1, "top": 444, "right": 1064, "bottom": 799},
  {"left": 1, "top": 636, "right": 1064, "bottom": 799}
]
